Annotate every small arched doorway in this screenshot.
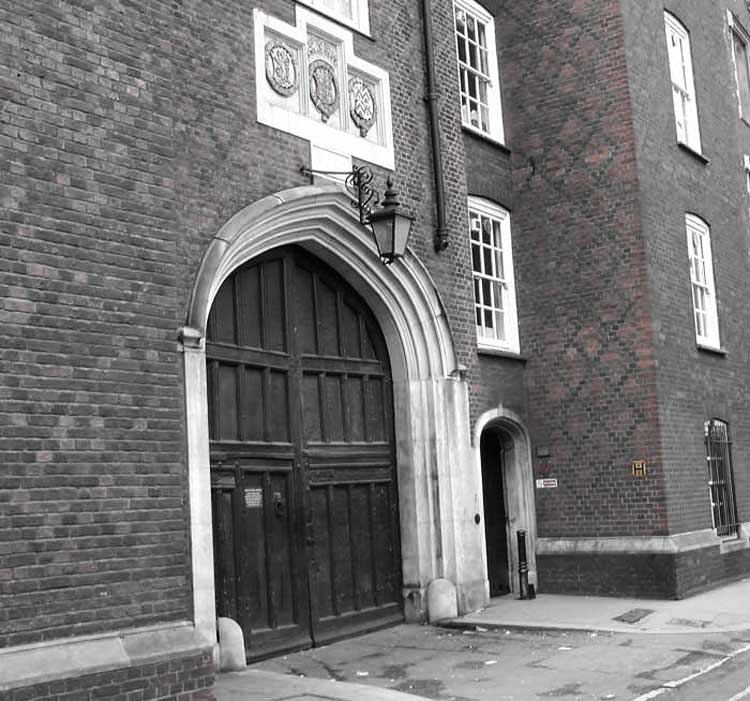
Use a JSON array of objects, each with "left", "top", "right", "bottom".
[
  {"left": 476, "top": 410, "right": 537, "bottom": 599},
  {"left": 206, "top": 245, "right": 402, "bottom": 659},
  {"left": 480, "top": 427, "right": 511, "bottom": 596}
]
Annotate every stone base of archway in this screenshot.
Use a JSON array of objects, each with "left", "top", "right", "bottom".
[
  {"left": 457, "top": 577, "right": 491, "bottom": 613},
  {"left": 404, "top": 578, "right": 489, "bottom": 624}
]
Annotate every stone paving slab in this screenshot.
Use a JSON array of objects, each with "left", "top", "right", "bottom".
[
  {"left": 451, "top": 578, "right": 750, "bottom": 635},
  {"left": 216, "top": 669, "right": 425, "bottom": 701},
  {"left": 230, "top": 624, "right": 750, "bottom": 701},
  {"left": 215, "top": 579, "right": 750, "bottom": 701}
]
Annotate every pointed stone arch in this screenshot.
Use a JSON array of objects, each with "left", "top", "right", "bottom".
[
  {"left": 474, "top": 407, "right": 538, "bottom": 596},
  {"left": 181, "top": 184, "right": 486, "bottom": 646}
]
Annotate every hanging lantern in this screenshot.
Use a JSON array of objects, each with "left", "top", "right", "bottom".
[{"left": 366, "top": 177, "right": 414, "bottom": 264}]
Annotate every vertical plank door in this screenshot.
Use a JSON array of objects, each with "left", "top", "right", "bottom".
[{"left": 207, "top": 247, "right": 402, "bottom": 659}]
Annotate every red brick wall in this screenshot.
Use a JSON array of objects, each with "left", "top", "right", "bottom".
[
  {"left": 539, "top": 546, "right": 750, "bottom": 599},
  {"left": 495, "top": 0, "right": 667, "bottom": 538},
  {"left": 621, "top": 0, "right": 750, "bottom": 535},
  {"left": 462, "top": 134, "right": 528, "bottom": 425}
]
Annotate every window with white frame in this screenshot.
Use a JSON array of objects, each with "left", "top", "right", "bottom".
[
  {"left": 729, "top": 14, "right": 750, "bottom": 119},
  {"left": 454, "top": 0, "right": 504, "bottom": 142},
  {"left": 686, "top": 214, "right": 720, "bottom": 349},
  {"left": 664, "top": 12, "right": 702, "bottom": 152},
  {"left": 704, "top": 419, "right": 740, "bottom": 537},
  {"left": 469, "top": 198, "right": 518, "bottom": 352},
  {"left": 297, "top": 0, "right": 370, "bottom": 34}
]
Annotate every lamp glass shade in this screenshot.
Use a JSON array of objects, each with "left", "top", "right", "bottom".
[{"left": 369, "top": 209, "right": 414, "bottom": 263}]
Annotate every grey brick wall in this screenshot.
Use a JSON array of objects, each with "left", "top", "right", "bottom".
[{"left": 0, "top": 0, "right": 189, "bottom": 648}]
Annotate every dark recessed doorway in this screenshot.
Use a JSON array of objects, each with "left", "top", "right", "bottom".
[{"left": 480, "top": 428, "right": 510, "bottom": 597}]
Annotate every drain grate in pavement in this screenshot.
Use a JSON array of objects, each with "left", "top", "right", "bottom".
[{"left": 613, "top": 608, "right": 655, "bottom": 624}]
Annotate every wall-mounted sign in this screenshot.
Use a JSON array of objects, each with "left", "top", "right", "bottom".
[
  {"left": 631, "top": 460, "right": 647, "bottom": 478},
  {"left": 244, "top": 488, "right": 263, "bottom": 509},
  {"left": 535, "top": 478, "right": 558, "bottom": 489}
]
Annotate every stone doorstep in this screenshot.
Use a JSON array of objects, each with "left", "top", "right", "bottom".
[{"left": 0, "top": 621, "right": 214, "bottom": 692}]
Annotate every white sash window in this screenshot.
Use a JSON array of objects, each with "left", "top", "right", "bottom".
[
  {"left": 729, "top": 12, "right": 750, "bottom": 120},
  {"left": 469, "top": 198, "right": 518, "bottom": 353},
  {"left": 664, "top": 13, "right": 701, "bottom": 153},
  {"left": 454, "top": 0, "right": 504, "bottom": 143},
  {"left": 297, "top": 0, "right": 370, "bottom": 34},
  {"left": 686, "top": 214, "right": 719, "bottom": 349}
]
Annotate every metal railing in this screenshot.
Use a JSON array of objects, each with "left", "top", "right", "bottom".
[{"left": 705, "top": 419, "right": 740, "bottom": 538}]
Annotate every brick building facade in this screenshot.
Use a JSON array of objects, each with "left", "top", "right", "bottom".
[{"left": 1, "top": 0, "right": 749, "bottom": 697}]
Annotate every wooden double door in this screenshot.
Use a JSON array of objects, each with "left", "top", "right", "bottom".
[{"left": 207, "top": 246, "right": 402, "bottom": 659}]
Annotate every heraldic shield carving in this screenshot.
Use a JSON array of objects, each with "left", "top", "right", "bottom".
[
  {"left": 348, "top": 78, "right": 376, "bottom": 137},
  {"left": 265, "top": 40, "right": 299, "bottom": 97},
  {"left": 309, "top": 59, "right": 339, "bottom": 122}
]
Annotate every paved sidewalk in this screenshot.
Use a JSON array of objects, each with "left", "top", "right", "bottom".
[
  {"left": 449, "top": 577, "right": 750, "bottom": 635},
  {"left": 214, "top": 577, "right": 750, "bottom": 701},
  {"left": 216, "top": 668, "right": 422, "bottom": 701}
]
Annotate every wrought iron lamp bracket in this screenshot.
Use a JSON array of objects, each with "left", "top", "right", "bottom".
[
  {"left": 299, "top": 164, "right": 413, "bottom": 265},
  {"left": 300, "top": 165, "right": 379, "bottom": 224}
]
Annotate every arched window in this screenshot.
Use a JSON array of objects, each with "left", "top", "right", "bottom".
[{"left": 704, "top": 419, "right": 739, "bottom": 537}]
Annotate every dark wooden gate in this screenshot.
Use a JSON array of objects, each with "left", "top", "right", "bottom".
[{"left": 206, "top": 246, "right": 402, "bottom": 659}]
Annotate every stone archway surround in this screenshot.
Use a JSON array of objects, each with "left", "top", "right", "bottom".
[
  {"left": 474, "top": 407, "right": 538, "bottom": 596},
  {"left": 180, "top": 184, "right": 488, "bottom": 647}
]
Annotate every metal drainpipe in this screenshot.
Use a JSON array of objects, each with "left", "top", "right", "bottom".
[
  {"left": 421, "top": 0, "right": 449, "bottom": 252},
  {"left": 420, "top": 0, "right": 447, "bottom": 589}
]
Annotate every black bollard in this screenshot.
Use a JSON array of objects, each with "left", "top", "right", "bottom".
[{"left": 517, "top": 529, "right": 529, "bottom": 600}]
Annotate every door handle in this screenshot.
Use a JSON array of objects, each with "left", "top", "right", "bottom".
[{"left": 272, "top": 492, "right": 286, "bottom": 518}]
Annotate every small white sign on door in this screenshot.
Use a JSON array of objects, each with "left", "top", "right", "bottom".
[{"left": 244, "top": 488, "right": 263, "bottom": 508}]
